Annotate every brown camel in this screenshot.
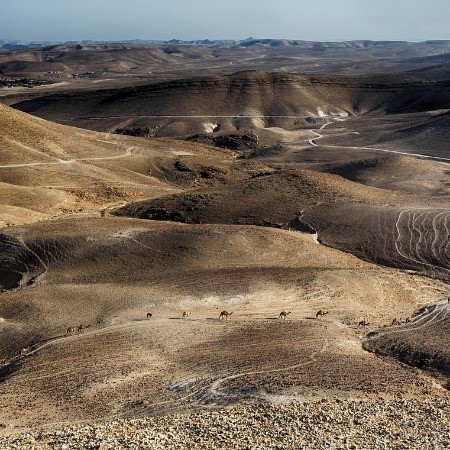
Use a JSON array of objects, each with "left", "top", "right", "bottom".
[
  {"left": 182, "top": 311, "right": 190, "bottom": 319},
  {"left": 219, "top": 311, "right": 233, "bottom": 320},
  {"left": 0, "top": 358, "right": 6, "bottom": 364},
  {"left": 316, "top": 310, "right": 329, "bottom": 318},
  {"left": 147, "top": 312, "right": 153, "bottom": 319},
  {"left": 20, "top": 347, "right": 29, "bottom": 356},
  {"left": 358, "top": 319, "right": 369, "bottom": 326},
  {"left": 77, "top": 324, "right": 91, "bottom": 333},
  {"left": 405, "top": 317, "right": 411, "bottom": 323},
  {"left": 67, "top": 326, "right": 77, "bottom": 334},
  {"left": 279, "top": 311, "right": 291, "bottom": 320},
  {"left": 392, "top": 317, "right": 401, "bottom": 325}
]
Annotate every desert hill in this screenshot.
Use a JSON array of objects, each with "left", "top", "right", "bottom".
[
  {"left": 0, "top": 103, "right": 234, "bottom": 227},
  {"left": 319, "top": 154, "right": 449, "bottom": 197},
  {"left": 0, "top": 69, "right": 449, "bottom": 437},
  {"left": 0, "top": 217, "right": 448, "bottom": 429},
  {"left": 9, "top": 71, "right": 450, "bottom": 139},
  {"left": 320, "top": 109, "right": 450, "bottom": 159},
  {"left": 364, "top": 299, "right": 450, "bottom": 378},
  {"left": 2, "top": 40, "right": 450, "bottom": 79},
  {"left": 113, "top": 164, "right": 449, "bottom": 283}
]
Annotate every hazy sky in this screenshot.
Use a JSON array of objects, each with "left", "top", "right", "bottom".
[{"left": 2, "top": 0, "right": 449, "bottom": 42}]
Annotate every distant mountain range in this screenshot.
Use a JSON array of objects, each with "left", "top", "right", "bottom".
[
  {"left": 1, "top": 38, "right": 450, "bottom": 81},
  {"left": 2, "top": 38, "right": 450, "bottom": 51}
]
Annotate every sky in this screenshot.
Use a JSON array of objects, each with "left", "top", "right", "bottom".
[{"left": 1, "top": 0, "right": 449, "bottom": 42}]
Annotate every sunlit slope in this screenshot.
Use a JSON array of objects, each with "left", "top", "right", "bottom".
[{"left": 0, "top": 104, "right": 232, "bottom": 226}]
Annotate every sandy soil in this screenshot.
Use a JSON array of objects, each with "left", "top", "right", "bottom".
[
  {"left": 0, "top": 83, "right": 449, "bottom": 440},
  {"left": 0, "top": 218, "right": 448, "bottom": 434}
]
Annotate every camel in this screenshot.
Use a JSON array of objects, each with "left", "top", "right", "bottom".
[
  {"left": 279, "top": 310, "right": 291, "bottom": 320},
  {"left": 147, "top": 312, "right": 153, "bottom": 319},
  {"left": 182, "top": 311, "right": 190, "bottom": 319},
  {"left": 77, "top": 324, "right": 90, "bottom": 333},
  {"left": 67, "top": 326, "right": 77, "bottom": 334},
  {"left": 219, "top": 311, "right": 233, "bottom": 320},
  {"left": 20, "top": 347, "right": 29, "bottom": 356},
  {"left": 316, "top": 310, "right": 329, "bottom": 318},
  {"left": 358, "top": 319, "right": 369, "bottom": 326},
  {"left": 0, "top": 358, "right": 6, "bottom": 364},
  {"left": 392, "top": 317, "right": 401, "bottom": 325},
  {"left": 405, "top": 317, "right": 411, "bottom": 323}
]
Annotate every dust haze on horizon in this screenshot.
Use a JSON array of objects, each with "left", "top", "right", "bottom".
[{"left": 2, "top": 0, "right": 450, "bottom": 42}]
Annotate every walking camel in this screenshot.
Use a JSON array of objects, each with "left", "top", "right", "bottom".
[
  {"left": 182, "top": 311, "right": 190, "bottom": 319},
  {"left": 146, "top": 312, "right": 153, "bottom": 319},
  {"left": 279, "top": 311, "right": 291, "bottom": 320},
  {"left": 219, "top": 311, "right": 233, "bottom": 320},
  {"left": 316, "top": 310, "right": 329, "bottom": 318}
]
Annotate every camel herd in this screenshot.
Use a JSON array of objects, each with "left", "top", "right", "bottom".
[
  {"left": 390, "top": 317, "right": 411, "bottom": 326},
  {"left": 141, "top": 309, "right": 416, "bottom": 330},
  {"left": 143, "top": 309, "right": 330, "bottom": 321},
  {"left": 0, "top": 304, "right": 425, "bottom": 368},
  {"left": 66, "top": 324, "right": 91, "bottom": 334}
]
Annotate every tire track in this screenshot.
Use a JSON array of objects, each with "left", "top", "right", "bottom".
[{"left": 206, "top": 338, "right": 330, "bottom": 401}]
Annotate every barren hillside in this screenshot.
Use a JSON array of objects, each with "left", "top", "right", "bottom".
[
  {"left": 0, "top": 218, "right": 448, "bottom": 430},
  {"left": 1, "top": 40, "right": 450, "bottom": 79},
  {"left": 0, "top": 103, "right": 233, "bottom": 227},
  {"left": 10, "top": 72, "right": 450, "bottom": 138},
  {"left": 0, "top": 66, "right": 449, "bottom": 440}
]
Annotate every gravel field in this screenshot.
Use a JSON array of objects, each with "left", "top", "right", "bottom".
[{"left": 2, "top": 399, "right": 450, "bottom": 450}]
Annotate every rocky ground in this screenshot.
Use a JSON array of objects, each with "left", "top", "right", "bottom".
[
  {"left": 1, "top": 399, "right": 450, "bottom": 449},
  {"left": 1, "top": 72, "right": 450, "bottom": 450}
]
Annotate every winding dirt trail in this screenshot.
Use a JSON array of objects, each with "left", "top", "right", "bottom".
[
  {"left": 308, "top": 123, "right": 450, "bottom": 164},
  {"left": 0, "top": 146, "right": 135, "bottom": 169}
]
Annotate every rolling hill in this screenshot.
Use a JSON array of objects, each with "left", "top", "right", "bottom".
[
  {"left": 9, "top": 71, "right": 450, "bottom": 139},
  {"left": 0, "top": 103, "right": 233, "bottom": 227}
]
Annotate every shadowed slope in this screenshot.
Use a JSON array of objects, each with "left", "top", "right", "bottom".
[
  {"left": 114, "top": 165, "right": 449, "bottom": 284},
  {"left": 364, "top": 300, "right": 450, "bottom": 376},
  {"left": 304, "top": 203, "right": 450, "bottom": 283},
  {"left": 11, "top": 72, "right": 450, "bottom": 136},
  {"left": 321, "top": 110, "right": 450, "bottom": 159}
]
